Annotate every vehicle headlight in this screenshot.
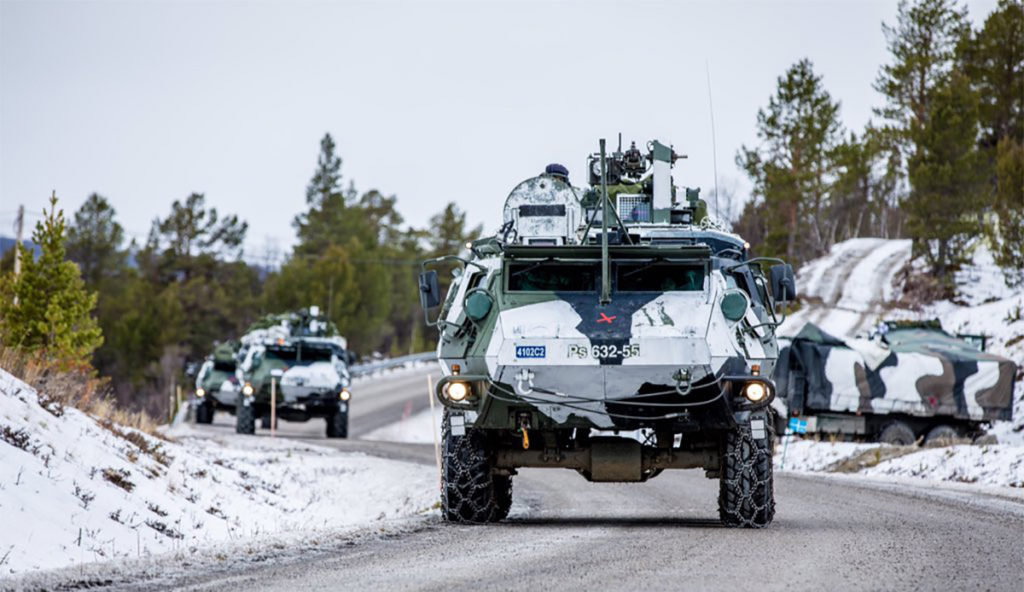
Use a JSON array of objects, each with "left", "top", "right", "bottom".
[
  {"left": 242, "top": 383, "right": 254, "bottom": 396},
  {"left": 446, "top": 381, "right": 470, "bottom": 402},
  {"left": 339, "top": 389, "right": 351, "bottom": 401},
  {"left": 743, "top": 382, "right": 767, "bottom": 403},
  {"left": 195, "top": 387, "right": 206, "bottom": 397}
]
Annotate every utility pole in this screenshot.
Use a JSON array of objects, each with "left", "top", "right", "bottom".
[
  {"left": 13, "top": 204, "right": 24, "bottom": 278},
  {"left": 12, "top": 205, "right": 24, "bottom": 306}
]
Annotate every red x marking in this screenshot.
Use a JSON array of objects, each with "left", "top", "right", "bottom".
[{"left": 597, "top": 313, "right": 617, "bottom": 324}]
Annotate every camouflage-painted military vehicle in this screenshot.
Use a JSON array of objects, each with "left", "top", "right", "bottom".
[
  {"left": 418, "top": 138, "right": 796, "bottom": 527},
  {"left": 773, "top": 320, "right": 1017, "bottom": 444},
  {"left": 236, "top": 336, "right": 352, "bottom": 437},
  {"left": 193, "top": 341, "right": 241, "bottom": 424}
]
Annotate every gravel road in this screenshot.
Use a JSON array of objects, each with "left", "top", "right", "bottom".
[{"left": 146, "top": 459, "right": 1023, "bottom": 592}]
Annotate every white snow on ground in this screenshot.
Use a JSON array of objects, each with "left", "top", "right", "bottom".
[
  {"left": 361, "top": 406, "right": 442, "bottom": 444},
  {"left": 0, "top": 369, "right": 436, "bottom": 576},
  {"left": 775, "top": 439, "right": 1024, "bottom": 490},
  {"left": 774, "top": 238, "right": 1024, "bottom": 491}
]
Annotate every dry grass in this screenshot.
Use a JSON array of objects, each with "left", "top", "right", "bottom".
[
  {"left": 826, "top": 445, "right": 920, "bottom": 473},
  {"left": 0, "top": 344, "right": 160, "bottom": 436}
]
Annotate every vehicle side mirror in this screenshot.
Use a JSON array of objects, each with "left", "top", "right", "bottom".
[
  {"left": 419, "top": 270, "right": 441, "bottom": 310},
  {"left": 770, "top": 264, "right": 797, "bottom": 302}
]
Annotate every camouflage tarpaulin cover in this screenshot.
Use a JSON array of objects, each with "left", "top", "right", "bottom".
[{"left": 776, "top": 323, "right": 1016, "bottom": 421}]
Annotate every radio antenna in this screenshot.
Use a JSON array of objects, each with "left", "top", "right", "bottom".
[{"left": 705, "top": 59, "right": 720, "bottom": 220}]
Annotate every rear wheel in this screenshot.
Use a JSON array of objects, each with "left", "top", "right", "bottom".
[
  {"left": 924, "top": 424, "right": 959, "bottom": 446},
  {"left": 235, "top": 395, "right": 255, "bottom": 435},
  {"left": 878, "top": 421, "right": 916, "bottom": 445},
  {"left": 326, "top": 405, "right": 348, "bottom": 438},
  {"left": 441, "top": 410, "right": 504, "bottom": 523},
  {"left": 719, "top": 421, "right": 775, "bottom": 528},
  {"left": 260, "top": 413, "right": 279, "bottom": 430}
]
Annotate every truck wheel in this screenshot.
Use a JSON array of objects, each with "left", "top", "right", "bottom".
[
  {"left": 878, "top": 421, "right": 915, "bottom": 445},
  {"left": 441, "top": 410, "right": 502, "bottom": 523},
  {"left": 195, "top": 401, "right": 214, "bottom": 425},
  {"left": 260, "top": 414, "right": 279, "bottom": 430},
  {"left": 492, "top": 475, "right": 513, "bottom": 521},
  {"left": 719, "top": 422, "right": 775, "bottom": 528},
  {"left": 235, "top": 395, "right": 255, "bottom": 435},
  {"left": 326, "top": 406, "right": 348, "bottom": 438},
  {"left": 924, "top": 424, "right": 959, "bottom": 446}
]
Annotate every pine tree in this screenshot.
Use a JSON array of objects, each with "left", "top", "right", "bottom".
[
  {"left": 736, "top": 59, "right": 844, "bottom": 264},
  {"left": 874, "top": 0, "right": 969, "bottom": 160},
  {"left": 0, "top": 193, "right": 103, "bottom": 366},
  {"left": 66, "top": 193, "right": 126, "bottom": 288},
  {"left": 905, "top": 72, "right": 987, "bottom": 283},
  {"left": 992, "top": 137, "right": 1024, "bottom": 286}
]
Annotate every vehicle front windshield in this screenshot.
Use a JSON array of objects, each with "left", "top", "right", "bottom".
[
  {"left": 616, "top": 263, "right": 705, "bottom": 292},
  {"left": 507, "top": 262, "right": 599, "bottom": 292}
]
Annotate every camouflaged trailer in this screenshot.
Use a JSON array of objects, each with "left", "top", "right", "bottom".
[
  {"left": 418, "top": 138, "right": 796, "bottom": 527},
  {"left": 773, "top": 321, "right": 1017, "bottom": 444}
]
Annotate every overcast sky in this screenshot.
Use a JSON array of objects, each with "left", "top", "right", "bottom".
[{"left": 0, "top": 0, "right": 998, "bottom": 262}]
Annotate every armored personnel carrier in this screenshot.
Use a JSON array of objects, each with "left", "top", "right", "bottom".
[
  {"left": 192, "top": 341, "right": 241, "bottom": 424},
  {"left": 236, "top": 336, "right": 352, "bottom": 437},
  {"left": 418, "top": 138, "right": 796, "bottom": 527}
]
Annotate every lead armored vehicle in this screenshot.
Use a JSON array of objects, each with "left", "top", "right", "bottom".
[{"left": 419, "top": 138, "right": 796, "bottom": 527}]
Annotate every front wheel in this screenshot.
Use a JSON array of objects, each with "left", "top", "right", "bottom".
[
  {"left": 441, "top": 410, "right": 506, "bottom": 523},
  {"left": 719, "top": 420, "right": 775, "bottom": 528},
  {"left": 195, "top": 400, "right": 214, "bottom": 424},
  {"left": 235, "top": 394, "right": 255, "bottom": 435},
  {"left": 326, "top": 404, "right": 348, "bottom": 438}
]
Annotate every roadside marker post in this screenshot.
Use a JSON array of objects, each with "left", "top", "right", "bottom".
[
  {"left": 780, "top": 417, "right": 808, "bottom": 470},
  {"left": 428, "top": 375, "right": 442, "bottom": 490}
]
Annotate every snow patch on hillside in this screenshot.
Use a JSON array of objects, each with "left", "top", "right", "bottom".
[{"left": 0, "top": 369, "right": 436, "bottom": 576}]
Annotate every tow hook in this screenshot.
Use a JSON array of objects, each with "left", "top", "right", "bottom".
[
  {"left": 673, "top": 369, "right": 693, "bottom": 396},
  {"left": 514, "top": 368, "right": 535, "bottom": 395},
  {"left": 516, "top": 412, "right": 531, "bottom": 450}
]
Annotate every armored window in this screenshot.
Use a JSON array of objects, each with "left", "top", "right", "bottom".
[
  {"left": 265, "top": 347, "right": 298, "bottom": 363},
  {"left": 300, "top": 347, "right": 333, "bottom": 363},
  {"left": 212, "top": 360, "right": 235, "bottom": 372},
  {"left": 507, "top": 262, "right": 599, "bottom": 292},
  {"left": 616, "top": 263, "right": 705, "bottom": 292}
]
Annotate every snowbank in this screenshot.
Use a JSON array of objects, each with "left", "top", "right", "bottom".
[
  {"left": 0, "top": 369, "right": 436, "bottom": 576},
  {"left": 361, "top": 406, "right": 442, "bottom": 444},
  {"left": 775, "top": 438, "right": 1024, "bottom": 490}
]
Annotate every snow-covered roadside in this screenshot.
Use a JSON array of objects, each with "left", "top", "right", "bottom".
[
  {"left": 361, "top": 406, "right": 442, "bottom": 444},
  {"left": 776, "top": 438, "right": 1024, "bottom": 491},
  {"left": 0, "top": 369, "right": 437, "bottom": 577}
]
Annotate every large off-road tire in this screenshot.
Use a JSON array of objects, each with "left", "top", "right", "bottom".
[
  {"left": 260, "top": 413, "right": 279, "bottom": 430},
  {"left": 235, "top": 395, "right": 255, "bottom": 435},
  {"left": 195, "top": 401, "right": 214, "bottom": 425},
  {"left": 924, "top": 424, "right": 959, "bottom": 446},
  {"left": 879, "top": 421, "right": 916, "bottom": 445},
  {"left": 441, "top": 410, "right": 505, "bottom": 523},
  {"left": 719, "top": 422, "right": 775, "bottom": 528},
  {"left": 492, "top": 475, "right": 513, "bottom": 521},
  {"left": 326, "top": 406, "right": 348, "bottom": 439}
]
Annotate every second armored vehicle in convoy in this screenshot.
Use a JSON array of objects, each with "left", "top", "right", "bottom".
[
  {"left": 236, "top": 336, "right": 352, "bottom": 437},
  {"left": 419, "top": 138, "right": 796, "bottom": 527},
  {"left": 235, "top": 307, "right": 354, "bottom": 437},
  {"left": 773, "top": 320, "right": 1017, "bottom": 444}
]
